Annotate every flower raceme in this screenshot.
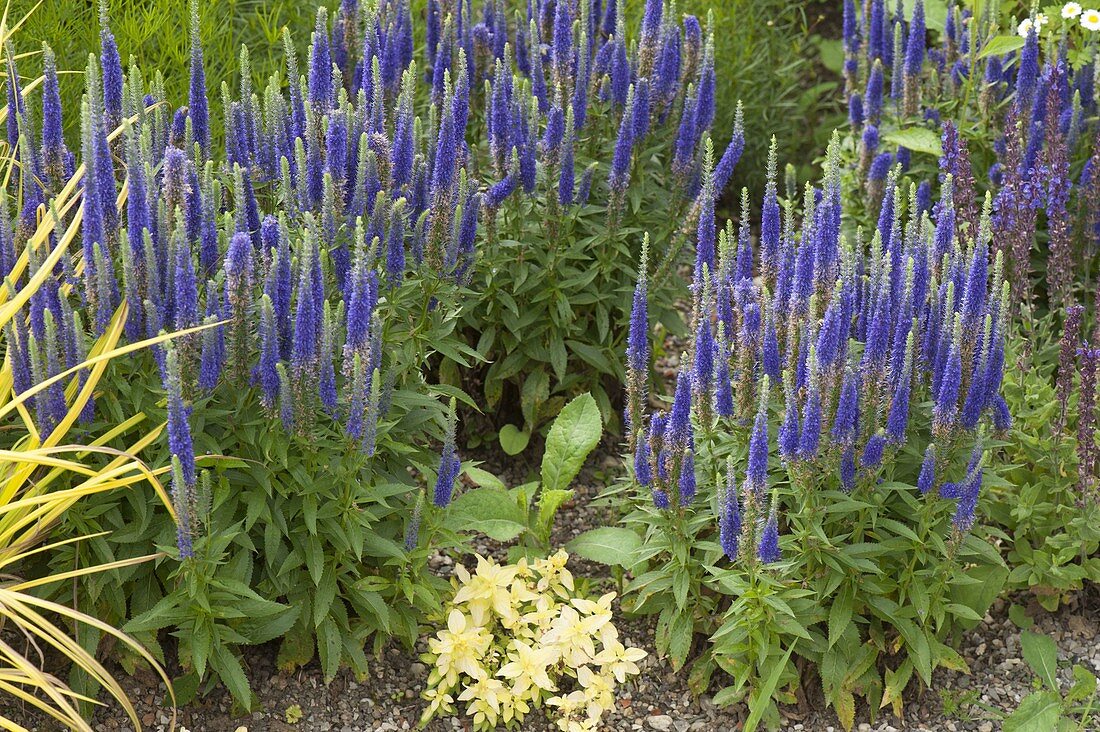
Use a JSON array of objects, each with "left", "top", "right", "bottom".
[
  {"left": 421, "top": 551, "right": 645, "bottom": 732},
  {"left": 2, "top": 0, "right": 727, "bottom": 561},
  {"left": 627, "top": 134, "right": 1010, "bottom": 563}
]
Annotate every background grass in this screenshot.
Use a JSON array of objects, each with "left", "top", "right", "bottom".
[{"left": 11, "top": 0, "right": 841, "bottom": 197}]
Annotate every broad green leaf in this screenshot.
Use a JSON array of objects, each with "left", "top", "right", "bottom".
[
  {"left": 498, "top": 424, "right": 530, "bottom": 455},
  {"left": 1002, "top": 691, "right": 1062, "bottom": 732},
  {"left": 1020, "top": 631, "right": 1060, "bottom": 691},
  {"left": 447, "top": 486, "right": 528, "bottom": 542},
  {"left": 978, "top": 35, "right": 1026, "bottom": 60},
  {"left": 465, "top": 466, "right": 506, "bottom": 490},
  {"left": 566, "top": 527, "right": 641, "bottom": 567},
  {"left": 882, "top": 127, "right": 943, "bottom": 157},
  {"left": 902, "top": 0, "right": 947, "bottom": 31},
  {"left": 541, "top": 392, "right": 603, "bottom": 493}
]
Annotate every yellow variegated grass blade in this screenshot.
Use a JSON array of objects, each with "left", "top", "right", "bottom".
[{"left": 0, "top": 4, "right": 184, "bottom": 728}]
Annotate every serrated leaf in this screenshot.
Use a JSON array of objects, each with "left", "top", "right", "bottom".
[
  {"left": 566, "top": 527, "right": 641, "bottom": 567},
  {"left": 828, "top": 588, "right": 854, "bottom": 648},
  {"left": 834, "top": 689, "right": 856, "bottom": 732},
  {"left": 212, "top": 644, "right": 252, "bottom": 710},
  {"left": 541, "top": 392, "right": 603, "bottom": 493},
  {"left": 317, "top": 617, "right": 342, "bottom": 683},
  {"left": 668, "top": 612, "right": 693, "bottom": 670},
  {"left": 536, "top": 488, "right": 573, "bottom": 541},
  {"left": 1002, "top": 691, "right": 1062, "bottom": 732}
]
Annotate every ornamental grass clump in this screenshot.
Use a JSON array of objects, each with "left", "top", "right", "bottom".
[
  {"left": 419, "top": 551, "right": 645, "bottom": 732},
  {"left": 614, "top": 135, "right": 1012, "bottom": 730}
]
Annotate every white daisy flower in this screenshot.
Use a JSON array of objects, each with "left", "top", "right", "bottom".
[
  {"left": 1063, "top": 2, "right": 1083, "bottom": 18},
  {"left": 1018, "top": 17, "right": 1034, "bottom": 36},
  {"left": 1083, "top": 8, "right": 1100, "bottom": 29}
]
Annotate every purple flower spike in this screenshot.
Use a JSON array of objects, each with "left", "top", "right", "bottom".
[
  {"left": 433, "top": 400, "right": 460, "bottom": 508},
  {"left": 757, "top": 507, "right": 781, "bottom": 563}
]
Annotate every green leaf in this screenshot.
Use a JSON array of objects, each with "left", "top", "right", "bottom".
[
  {"left": 212, "top": 644, "right": 252, "bottom": 710},
  {"left": 566, "top": 527, "right": 641, "bottom": 567},
  {"left": 498, "top": 424, "right": 531, "bottom": 455},
  {"left": 535, "top": 488, "right": 574, "bottom": 542},
  {"left": 1009, "top": 604, "right": 1035, "bottom": 630},
  {"left": 828, "top": 587, "right": 854, "bottom": 648},
  {"left": 1066, "top": 665, "right": 1098, "bottom": 704},
  {"left": 447, "top": 486, "right": 528, "bottom": 541},
  {"left": 540, "top": 392, "right": 603, "bottom": 493},
  {"left": 1002, "top": 691, "right": 1062, "bottom": 732},
  {"left": 668, "top": 612, "right": 694, "bottom": 670},
  {"left": 882, "top": 127, "right": 943, "bottom": 157},
  {"left": 1020, "top": 631, "right": 1060, "bottom": 691},
  {"left": 521, "top": 369, "right": 550, "bottom": 427},
  {"left": 316, "top": 617, "right": 342, "bottom": 683},
  {"left": 464, "top": 466, "right": 506, "bottom": 490},
  {"left": 744, "top": 641, "right": 797, "bottom": 732},
  {"left": 978, "top": 35, "right": 1026, "bottom": 60}
]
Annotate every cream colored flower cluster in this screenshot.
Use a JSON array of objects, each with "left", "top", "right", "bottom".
[{"left": 419, "top": 551, "right": 647, "bottom": 731}]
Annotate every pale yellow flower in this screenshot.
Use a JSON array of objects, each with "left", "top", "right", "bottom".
[
  {"left": 577, "top": 665, "right": 615, "bottom": 720},
  {"left": 535, "top": 549, "right": 575, "bottom": 594},
  {"left": 594, "top": 638, "right": 648, "bottom": 683},
  {"left": 454, "top": 554, "right": 520, "bottom": 625},
  {"left": 1064, "top": 2, "right": 1084, "bottom": 18},
  {"left": 428, "top": 609, "right": 492, "bottom": 684},
  {"left": 543, "top": 605, "right": 599, "bottom": 665},
  {"left": 419, "top": 687, "right": 455, "bottom": 726},
  {"left": 1083, "top": 8, "right": 1100, "bottom": 29},
  {"left": 520, "top": 593, "right": 560, "bottom": 632},
  {"left": 497, "top": 638, "right": 559, "bottom": 695},
  {"left": 458, "top": 676, "right": 508, "bottom": 729}
]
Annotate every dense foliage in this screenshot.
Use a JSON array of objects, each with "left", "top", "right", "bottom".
[
  {"left": 2, "top": 0, "right": 1100, "bottom": 730},
  {"left": 837, "top": 0, "right": 1100, "bottom": 606},
  {"left": 2, "top": 0, "right": 744, "bottom": 712}
]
